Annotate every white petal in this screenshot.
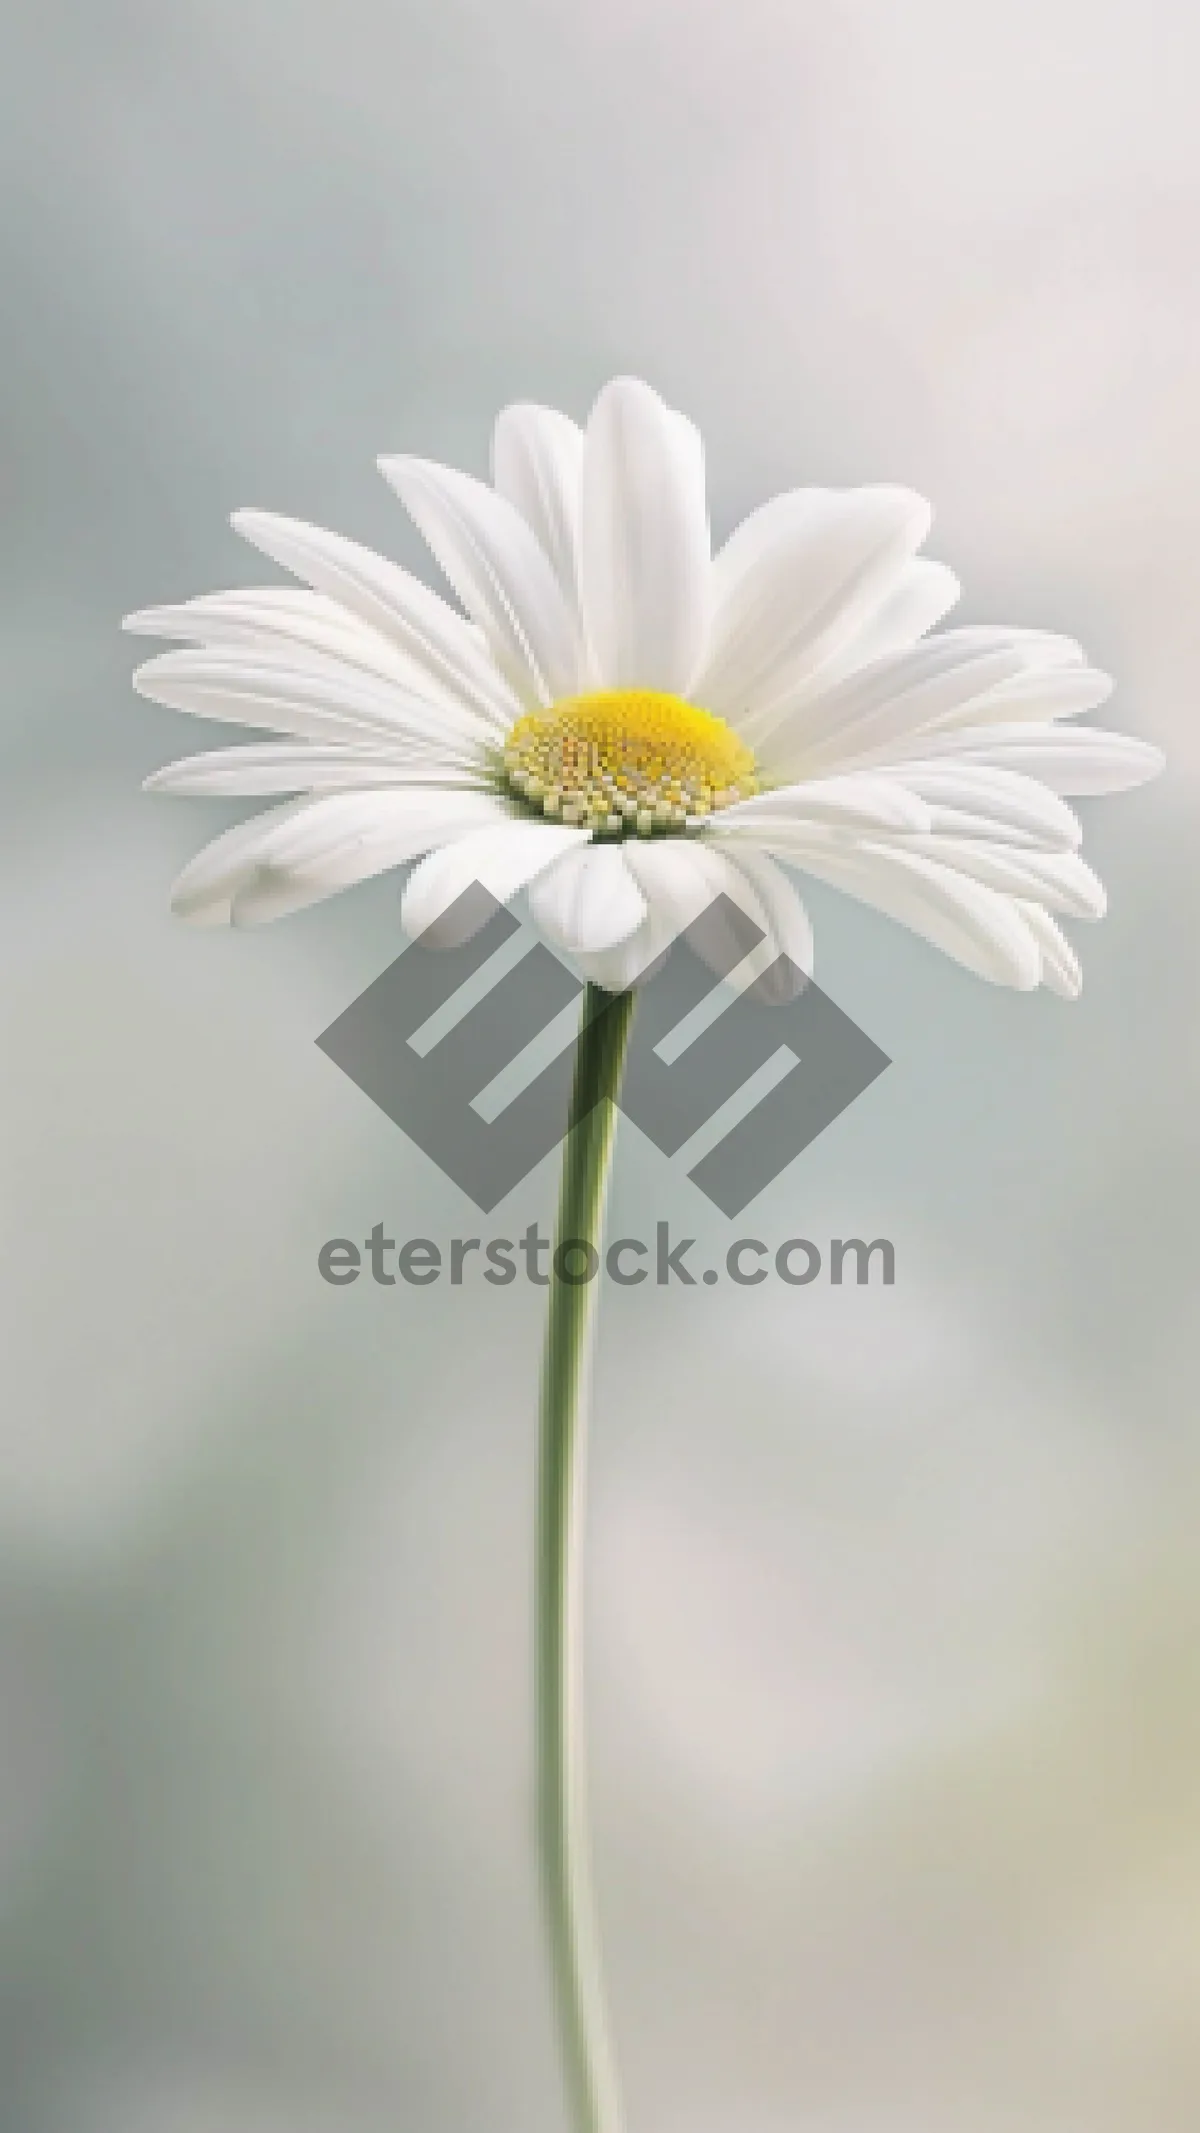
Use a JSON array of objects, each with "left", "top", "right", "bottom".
[
  {"left": 256, "top": 789, "right": 506, "bottom": 882},
  {"left": 936, "top": 664, "right": 1112, "bottom": 728},
  {"left": 230, "top": 511, "right": 515, "bottom": 728},
  {"left": 713, "top": 774, "right": 933, "bottom": 839},
  {"left": 770, "top": 629, "right": 1087, "bottom": 778},
  {"left": 571, "top": 932, "right": 668, "bottom": 993},
  {"left": 877, "top": 764, "right": 1082, "bottom": 850},
  {"left": 124, "top": 587, "right": 503, "bottom": 726},
  {"left": 693, "top": 486, "right": 931, "bottom": 731},
  {"left": 170, "top": 790, "right": 492, "bottom": 926},
  {"left": 831, "top": 558, "right": 961, "bottom": 671},
  {"left": 527, "top": 841, "right": 648, "bottom": 956},
  {"left": 789, "top": 839, "right": 1042, "bottom": 989},
  {"left": 230, "top": 873, "right": 350, "bottom": 926},
  {"left": 566, "top": 839, "right": 727, "bottom": 990},
  {"left": 580, "top": 377, "right": 710, "bottom": 693},
  {"left": 132, "top": 649, "right": 486, "bottom": 765},
  {"left": 401, "top": 819, "right": 588, "bottom": 939},
  {"left": 492, "top": 403, "right": 585, "bottom": 606},
  {"left": 716, "top": 847, "right": 816, "bottom": 998},
  {"left": 890, "top": 722, "right": 1165, "bottom": 796},
  {"left": 145, "top": 745, "right": 489, "bottom": 797},
  {"left": 378, "top": 455, "right": 582, "bottom": 706},
  {"left": 779, "top": 558, "right": 961, "bottom": 704},
  {"left": 168, "top": 800, "right": 308, "bottom": 926},
  {"left": 1018, "top": 900, "right": 1083, "bottom": 999},
  {"left": 573, "top": 841, "right": 815, "bottom": 996},
  {"left": 621, "top": 835, "right": 731, "bottom": 936},
  {"left": 898, "top": 837, "right": 1106, "bottom": 918}
]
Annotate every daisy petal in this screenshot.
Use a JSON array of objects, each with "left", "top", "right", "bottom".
[
  {"left": 1018, "top": 900, "right": 1083, "bottom": 998},
  {"left": 527, "top": 841, "right": 649, "bottom": 956},
  {"left": 714, "top": 774, "right": 933, "bottom": 839},
  {"left": 831, "top": 558, "right": 961, "bottom": 670},
  {"left": 168, "top": 800, "right": 308, "bottom": 926},
  {"left": 144, "top": 745, "right": 489, "bottom": 797},
  {"left": 621, "top": 836, "right": 730, "bottom": 937},
  {"left": 230, "top": 874, "right": 353, "bottom": 926},
  {"left": 693, "top": 486, "right": 931, "bottom": 731},
  {"left": 791, "top": 839, "right": 1043, "bottom": 989},
  {"left": 572, "top": 933, "right": 669, "bottom": 993},
  {"left": 878, "top": 764, "right": 1082, "bottom": 850},
  {"left": 401, "top": 819, "right": 589, "bottom": 940},
  {"left": 257, "top": 789, "right": 506, "bottom": 881},
  {"left": 172, "top": 789, "right": 495, "bottom": 925},
  {"left": 890, "top": 723, "right": 1165, "bottom": 796},
  {"left": 786, "top": 559, "right": 962, "bottom": 703},
  {"left": 566, "top": 840, "right": 729, "bottom": 990},
  {"left": 230, "top": 511, "right": 515, "bottom": 727},
  {"left": 936, "top": 665, "right": 1112, "bottom": 728},
  {"left": 609, "top": 842, "right": 813, "bottom": 1000},
  {"left": 492, "top": 403, "right": 585, "bottom": 606},
  {"left": 123, "top": 588, "right": 502, "bottom": 723},
  {"left": 899, "top": 837, "right": 1106, "bottom": 918},
  {"left": 717, "top": 847, "right": 816, "bottom": 999},
  {"left": 378, "top": 455, "right": 582, "bottom": 707},
  {"left": 580, "top": 377, "right": 710, "bottom": 694},
  {"left": 132, "top": 649, "right": 486, "bottom": 764},
  {"left": 771, "top": 629, "right": 1087, "bottom": 776}
]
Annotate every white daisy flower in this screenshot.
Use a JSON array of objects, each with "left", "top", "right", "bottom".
[{"left": 128, "top": 376, "right": 1163, "bottom": 997}]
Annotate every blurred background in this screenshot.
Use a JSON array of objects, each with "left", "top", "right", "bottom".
[{"left": 2, "top": 1, "right": 1198, "bottom": 2126}]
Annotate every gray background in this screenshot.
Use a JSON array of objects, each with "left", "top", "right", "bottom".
[{"left": 2, "top": 2, "right": 1197, "bottom": 2127}]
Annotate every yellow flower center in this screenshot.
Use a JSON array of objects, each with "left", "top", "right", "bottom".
[{"left": 502, "top": 688, "right": 761, "bottom": 837}]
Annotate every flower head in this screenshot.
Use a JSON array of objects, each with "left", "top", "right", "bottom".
[{"left": 129, "top": 377, "right": 1162, "bottom": 995}]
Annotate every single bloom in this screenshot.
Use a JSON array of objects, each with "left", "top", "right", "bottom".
[{"left": 128, "top": 377, "right": 1163, "bottom": 996}]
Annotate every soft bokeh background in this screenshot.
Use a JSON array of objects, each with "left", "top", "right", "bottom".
[{"left": 2, "top": 2, "right": 1197, "bottom": 2126}]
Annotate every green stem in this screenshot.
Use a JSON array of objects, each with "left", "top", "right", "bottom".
[{"left": 537, "top": 982, "right": 636, "bottom": 2133}]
